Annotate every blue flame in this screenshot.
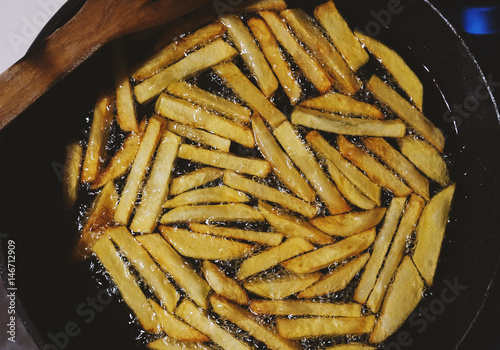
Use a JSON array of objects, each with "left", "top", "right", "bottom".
[{"left": 461, "top": 5, "right": 500, "bottom": 34}]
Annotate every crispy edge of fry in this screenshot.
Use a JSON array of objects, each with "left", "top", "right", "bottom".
[
  {"left": 169, "top": 167, "right": 223, "bottom": 196},
  {"left": 249, "top": 299, "right": 362, "bottom": 317},
  {"left": 167, "top": 121, "right": 231, "bottom": 152},
  {"left": 300, "top": 92, "right": 384, "bottom": 119},
  {"left": 147, "top": 336, "right": 211, "bottom": 350},
  {"left": 243, "top": 272, "right": 322, "bottom": 299},
  {"left": 236, "top": 0, "right": 287, "bottom": 12},
  {"left": 161, "top": 203, "right": 265, "bottom": 224},
  {"left": 163, "top": 185, "right": 249, "bottom": 208},
  {"left": 190, "top": 223, "right": 284, "bottom": 246},
  {"left": 203, "top": 261, "right": 249, "bottom": 305},
  {"left": 63, "top": 141, "right": 83, "bottom": 209}
]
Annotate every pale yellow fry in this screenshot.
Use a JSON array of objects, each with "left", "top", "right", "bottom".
[
  {"left": 310, "top": 207, "right": 387, "bottom": 237},
  {"left": 252, "top": 114, "right": 315, "bottom": 202},
  {"left": 133, "top": 21, "right": 226, "bottom": 81},
  {"left": 413, "top": 184, "right": 455, "bottom": 286},
  {"left": 237, "top": 237, "right": 314, "bottom": 280},
  {"left": 63, "top": 141, "right": 83, "bottom": 209},
  {"left": 210, "top": 295, "right": 297, "bottom": 350},
  {"left": 81, "top": 93, "right": 113, "bottom": 183},
  {"left": 169, "top": 167, "right": 223, "bottom": 196},
  {"left": 115, "top": 115, "right": 166, "bottom": 226},
  {"left": 281, "top": 228, "right": 376, "bottom": 274},
  {"left": 135, "top": 39, "right": 238, "bottom": 103},
  {"left": 161, "top": 203, "right": 264, "bottom": 224},
  {"left": 92, "top": 236, "right": 160, "bottom": 333},
  {"left": 298, "top": 252, "right": 370, "bottom": 298},
  {"left": 361, "top": 137, "right": 430, "bottom": 200},
  {"left": 354, "top": 197, "right": 406, "bottom": 304},
  {"left": 130, "top": 131, "right": 180, "bottom": 233},
  {"left": 325, "top": 344, "right": 377, "bottom": 350},
  {"left": 292, "top": 107, "right": 406, "bottom": 137},
  {"left": 156, "top": 95, "right": 254, "bottom": 148},
  {"left": 237, "top": 0, "right": 287, "bottom": 12},
  {"left": 397, "top": 135, "right": 450, "bottom": 186},
  {"left": 159, "top": 225, "right": 255, "bottom": 260},
  {"left": 337, "top": 135, "right": 412, "bottom": 197},
  {"left": 167, "top": 121, "right": 231, "bottom": 152},
  {"left": 149, "top": 300, "right": 210, "bottom": 342},
  {"left": 107, "top": 227, "right": 178, "bottom": 312},
  {"left": 258, "top": 201, "right": 334, "bottom": 245},
  {"left": 250, "top": 300, "right": 362, "bottom": 317},
  {"left": 112, "top": 41, "right": 138, "bottom": 132},
  {"left": 367, "top": 194, "right": 425, "bottom": 312},
  {"left": 213, "top": 62, "right": 287, "bottom": 128},
  {"left": 280, "top": 9, "right": 360, "bottom": 94},
  {"left": 137, "top": 233, "right": 211, "bottom": 309},
  {"left": 222, "top": 14, "right": 278, "bottom": 97},
  {"left": 356, "top": 31, "right": 423, "bottom": 110},
  {"left": 277, "top": 316, "right": 376, "bottom": 339},
  {"left": 190, "top": 223, "right": 284, "bottom": 246},
  {"left": 247, "top": 17, "right": 302, "bottom": 105},
  {"left": 273, "top": 121, "right": 350, "bottom": 214},
  {"left": 367, "top": 75, "right": 445, "bottom": 152},
  {"left": 243, "top": 273, "right": 322, "bottom": 299},
  {"left": 175, "top": 300, "right": 250, "bottom": 350},
  {"left": 163, "top": 185, "right": 249, "bottom": 208},
  {"left": 223, "top": 170, "right": 317, "bottom": 218},
  {"left": 301, "top": 92, "right": 384, "bottom": 119},
  {"left": 147, "top": 337, "right": 211, "bottom": 350},
  {"left": 259, "top": 10, "right": 332, "bottom": 94},
  {"left": 166, "top": 81, "right": 251, "bottom": 123},
  {"left": 370, "top": 256, "right": 424, "bottom": 343},
  {"left": 177, "top": 144, "right": 270, "bottom": 177},
  {"left": 203, "top": 261, "right": 249, "bottom": 306},
  {"left": 314, "top": 1, "right": 369, "bottom": 72}
]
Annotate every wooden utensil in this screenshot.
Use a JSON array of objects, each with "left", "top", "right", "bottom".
[{"left": 0, "top": 0, "right": 211, "bottom": 130}]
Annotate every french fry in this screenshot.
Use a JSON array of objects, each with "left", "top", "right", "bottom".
[
  {"left": 259, "top": 10, "right": 332, "bottom": 94},
  {"left": 175, "top": 300, "right": 250, "bottom": 350},
  {"left": 281, "top": 228, "right": 376, "bottom": 274},
  {"left": 367, "top": 75, "right": 445, "bottom": 152},
  {"left": 367, "top": 194, "right": 425, "bottom": 312},
  {"left": 257, "top": 201, "right": 334, "bottom": 245},
  {"left": 163, "top": 185, "right": 249, "bottom": 208},
  {"left": 298, "top": 252, "right": 370, "bottom": 298},
  {"left": 237, "top": 237, "right": 314, "bottom": 281},
  {"left": 115, "top": 115, "right": 166, "bottom": 226},
  {"left": 169, "top": 167, "right": 223, "bottom": 196},
  {"left": 166, "top": 81, "right": 251, "bottom": 123},
  {"left": 159, "top": 225, "right": 255, "bottom": 260},
  {"left": 337, "top": 135, "right": 412, "bottom": 197},
  {"left": 156, "top": 95, "right": 255, "bottom": 148},
  {"left": 273, "top": 121, "right": 350, "bottom": 214},
  {"left": 221, "top": 14, "right": 278, "bottom": 97},
  {"left": 203, "top": 261, "right": 249, "bottom": 305},
  {"left": 243, "top": 273, "right": 322, "bottom": 299},
  {"left": 210, "top": 295, "right": 297, "bottom": 350},
  {"left": 355, "top": 31, "right": 423, "bottom": 110},
  {"left": 166, "top": 121, "right": 231, "bottom": 152},
  {"left": 280, "top": 9, "right": 360, "bottom": 94},
  {"left": 314, "top": 1, "right": 369, "bottom": 72},
  {"left": 252, "top": 114, "right": 315, "bottom": 202},
  {"left": 223, "top": 170, "right": 318, "bottom": 218},
  {"left": 107, "top": 226, "right": 179, "bottom": 312},
  {"left": 190, "top": 223, "right": 284, "bottom": 246},
  {"left": 249, "top": 300, "right": 362, "bottom": 317},
  {"left": 397, "top": 135, "right": 450, "bottom": 186},
  {"left": 237, "top": 0, "right": 287, "bottom": 12},
  {"left": 247, "top": 17, "right": 302, "bottom": 104},
  {"left": 134, "top": 39, "right": 238, "bottom": 104},
  {"left": 300, "top": 92, "right": 384, "bottom": 119},
  {"left": 370, "top": 256, "right": 424, "bottom": 343},
  {"left": 81, "top": 92, "right": 113, "bottom": 183},
  {"left": 412, "top": 184, "right": 455, "bottom": 286},
  {"left": 325, "top": 344, "right": 376, "bottom": 350},
  {"left": 213, "top": 62, "right": 287, "bottom": 128},
  {"left": 130, "top": 131, "right": 180, "bottom": 233},
  {"left": 137, "top": 233, "right": 211, "bottom": 309},
  {"left": 92, "top": 236, "right": 160, "bottom": 333},
  {"left": 147, "top": 337, "right": 211, "bottom": 350},
  {"left": 133, "top": 21, "right": 226, "bottom": 81},
  {"left": 177, "top": 144, "right": 270, "bottom": 177},
  {"left": 354, "top": 197, "right": 406, "bottom": 304},
  {"left": 310, "top": 207, "right": 387, "bottom": 237},
  {"left": 276, "top": 315, "right": 376, "bottom": 339},
  {"left": 62, "top": 141, "right": 83, "bottom": 209},
  {"left": 291, "top": 107, "right": 406, "bottom": 137},
  {"left": 161, "top": 203, "right": 264, "bottom": 224}
]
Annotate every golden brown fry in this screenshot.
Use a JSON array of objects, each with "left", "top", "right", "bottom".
[
  {"left": 190, "top": 223, "right": 284, "bottom": 246},
  {"left": 169, "top": 167, "right": 223, "bottom": 196},
  {"left": 237, "top": 0, "right": 287, "bottom": 12},
  {"left": 63, "top": 141, "right": 83, "bottom": 209},
  {"left": 243, "top": 273, "right": 322, "bottom": 299},
  {"left": 203, "top": 261, "right": 249, "bottom": 305},
  {"left": 163, "top": 185, "right": 249, "bottom": 208},
  {"left": 147, "top": 336, "right": 211, "bottom": 350},
  {"left": 249, "top": 300, "right": 362, "bottom": 317},
  {"left": 166, "top": 121, "right": 231, "bottom": 152},
  {"left": 161, "top": 203, "right": 265, "bottom": 224},
  {"left": 300, "top": 92, "right": 384, "bottom": 119}
]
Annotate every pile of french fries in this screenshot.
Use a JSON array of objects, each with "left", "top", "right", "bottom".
[{"left": 62, "top": 0, "right": 455, "bottom": 348}]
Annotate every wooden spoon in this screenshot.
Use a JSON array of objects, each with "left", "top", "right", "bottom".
[{"left": 0, "top": 0, "right": 212, "bottom": 130}]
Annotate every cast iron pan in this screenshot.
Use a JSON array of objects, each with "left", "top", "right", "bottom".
[{"left": 1, "top": 0, "right": 499, "bottom": 349}]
